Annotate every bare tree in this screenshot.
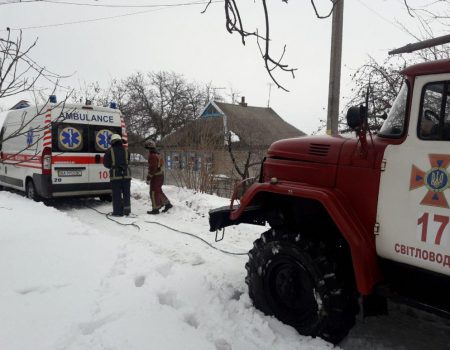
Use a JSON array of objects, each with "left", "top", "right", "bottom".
[
  {"left": 203, "top": 0, "right": 304, "bottom": 92},
  {"left": 67, "top": 72, "right": 217, "bottom": 156},
  {"left": 203, "top": 0, "right": 446, "bottom": 92},
  {"left": 69, "top": 81, "right": 103, "bottom": 105},
  {"left": 123, "top": 71, "right": 211, "bottom": 142},
  {"left": 167, "top": 118, "right": 221, "bottom": 194},
  {"left": 0, "top": 31, "right": 69, "bottom": 160},
  {"left": 224, "top": 129, "right": 265, "bottom": 197},
  {"left": 69, "top": 79, "right": 128, "bottom": 109},
  {"left": 314, "top": 41, "right": 450, "bottom": 135},
  {"left": 1, "top": 30, "right": 42, "bottom": 99}
]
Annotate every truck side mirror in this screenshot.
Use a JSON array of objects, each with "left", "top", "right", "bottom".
[{"left": 346, "top": 106, "right": 363, "bottom": 129}]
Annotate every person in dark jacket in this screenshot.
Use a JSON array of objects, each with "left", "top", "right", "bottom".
[
  {"left": 145, "top": 140, "right": 172, "bottom": 214},
  {"left": 103, "top": 134, "right": 131, "bottom": 216}
]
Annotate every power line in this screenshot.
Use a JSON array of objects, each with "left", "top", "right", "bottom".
[
  {"left": 4, "top": 8, "right": 163, "bottom": 31},
  {"left": 0, "top": 0, "right": 222, "bottom": 7},
  {"left": 42, "top": 0, "right": 223, "bottom": 9},
  {"left": 0, "top": 0, "right": 39, "bottom": 5},
  {"left": 1, "top": 1, "right": 222, "bottom": 31},
  {"left": 355, "top": 0, "right": 410, "bottom": 35}
]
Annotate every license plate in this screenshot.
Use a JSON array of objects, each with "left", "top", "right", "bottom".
[{"left": 58, "top": 170, "right": 82, "bottom": 177}]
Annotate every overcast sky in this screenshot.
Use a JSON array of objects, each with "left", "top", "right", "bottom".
[{"left": 0, "top": 0, "right": 447, "bottom": 134}]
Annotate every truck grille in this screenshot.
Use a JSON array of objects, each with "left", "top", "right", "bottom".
[{"left": 308, "top": 143, "right": 330, "bottom": 156}]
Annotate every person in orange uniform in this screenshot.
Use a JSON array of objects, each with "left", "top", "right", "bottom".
[{"left": 145, "top": 140, "right": 172, "bottom": 214}]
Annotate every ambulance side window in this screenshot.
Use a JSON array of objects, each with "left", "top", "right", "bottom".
[
  {"left": 89, "top": 126, "right": 121, "bottom": 153},
  {"left": 418, "top": 82, "right": 450, "bottom": 140},
  {"left": 52, "top": 123, "right": 88, "bottom": 152}
]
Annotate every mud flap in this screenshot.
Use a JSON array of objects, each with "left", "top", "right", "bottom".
[{"left": 209, "top": 205, "right": 266, "bottom": 232}]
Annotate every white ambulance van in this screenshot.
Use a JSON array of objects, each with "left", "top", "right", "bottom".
[{"left": 0, "top": 97, "right": 128, "bottom": 200}]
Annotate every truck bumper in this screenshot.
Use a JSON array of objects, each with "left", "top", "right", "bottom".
[
  {"left": 51, "top": 182, "right": 111, "bottom": 197},
  {"left": 33, "top": 178, "right": 112, "bottom": 199},
  {"left": 209, "top": 205, "right": 266, "bottom": 232}
]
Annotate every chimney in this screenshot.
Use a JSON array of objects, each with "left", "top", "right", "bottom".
[{"left": 239, "top": 96, "right": 247, "bottom": 107}]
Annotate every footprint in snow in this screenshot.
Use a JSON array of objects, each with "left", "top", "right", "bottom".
[
  {"left": 134, "top": 275, "right": 146, "bottom": 287},
  {"left": 214, "top": 338, "right": 232, "bottom": 350},
  {"left": 155, "top": 262, "right": 173, "bottom": 277},
  {"left": 108, "top": 248, "right": 129, "bottom": 277},
  {"left": 190, "top": 254, "right": 205, "bottom": 266},
  {"left": 79, "top": 313, "right": 121, "bottom": 335},
  {"left": 16, "top": 283, "right": 69, "bottom": 295},
  {"left": 157, "top": 291, "right": 181, "bottom": 309},
  {"left": 183, "top": 312, "right": 199, "bottom": 329},
  {"left": 230, "top": 290, "right": 243, "bottom": 301}
]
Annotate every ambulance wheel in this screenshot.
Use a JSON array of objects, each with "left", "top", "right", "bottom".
[
  {"left": 245, "top": 228, "right": 358, "bottom": 344},
  {"left": 26, "top": 179, "right": 41, "bottom": 202},
  {"left": 99, "top": 194, "right": 112, "bottom": 202}
]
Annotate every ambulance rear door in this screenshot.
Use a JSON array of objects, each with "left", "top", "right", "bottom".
[
  {"left": 51, "top": 117, "right": 91, "bottom": 196},
  {"left": 88, "top": 115, "right": 122, "bottom": 188},
  {"left": 51, "top": 106, "right": 123, "bottom": 196}
]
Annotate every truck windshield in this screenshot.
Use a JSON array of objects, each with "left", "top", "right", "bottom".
[{"left": 378, "top": 83, "right": 409, "bottom": 138}]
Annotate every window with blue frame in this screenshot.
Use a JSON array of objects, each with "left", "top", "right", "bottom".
[
  {"left": 195, "top": 156, "right": 202, "bottom": 171},
  {"left": 172, "top": 152, "right": 180, "bottom": 169},
  {"left": 188, "top": 152, "right": 196, "bottom": 169},
  {"left": 166, "top": 154, "right": 172, "bottom": 170},
  {"left": 205, "top": 153, "right": 213, "bottom": 171},
  {"left": 201, "top": 104, "right": 222, "bottom": 118}
]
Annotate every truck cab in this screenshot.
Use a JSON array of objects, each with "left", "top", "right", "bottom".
[{"left": 209, "top": 59, "right": 450, "bottom": 344}]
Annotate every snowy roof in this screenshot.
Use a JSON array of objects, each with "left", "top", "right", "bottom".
[{"left": 162, "top": 100, "right": 306, "bottom": 148}]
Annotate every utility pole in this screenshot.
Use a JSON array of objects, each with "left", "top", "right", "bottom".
[
  {"left": 326, "top": 0, "right": 344, "bottom": 136},
  {"left": 267, "top": 83, "right": 273, "bottom": 107}
]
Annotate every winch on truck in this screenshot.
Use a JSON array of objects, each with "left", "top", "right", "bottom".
[{"left": 209, "top": 58, "right": 450, "bottom": 344}]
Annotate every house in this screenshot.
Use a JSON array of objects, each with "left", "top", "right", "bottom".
[{"left": 159, "top": 97, "right": 306, "bottom": 195}]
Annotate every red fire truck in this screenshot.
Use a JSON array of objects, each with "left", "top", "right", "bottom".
[{"left": 210, "top": 59, "right": 450, "bottom": 343}]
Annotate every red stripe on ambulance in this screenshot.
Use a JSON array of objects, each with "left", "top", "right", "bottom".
[
  {"left": 53, "top": 155, "right": 103, "bottom": 164},
  {"left": 2, "top": 153, "right": 41, "bottom": 162}
]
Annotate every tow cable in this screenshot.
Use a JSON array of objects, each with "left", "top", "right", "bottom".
[
  {"left": 87, "top": 205, "right": 248, "bottom": 256},
  {"left": 87, "top": 205, "right": 141, "bottom": 231},
  {"left": 143, "top": 220, "right": 248, "bottom": 256}
]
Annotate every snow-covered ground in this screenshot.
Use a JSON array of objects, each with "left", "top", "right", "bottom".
[{"left": 0, "top": 180, "right": 449, "bottom": 350}]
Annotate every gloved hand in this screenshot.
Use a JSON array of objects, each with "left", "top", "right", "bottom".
[{"left": 146, "top": 174, "right": 152, "bottom": 184}]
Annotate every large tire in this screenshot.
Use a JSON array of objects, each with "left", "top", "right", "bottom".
[
  {"left": 245, "top": 228, "right": 358, "bottom": 344},
  {"left": 26, "top": 179, "right": 41, "bottom": 202}
]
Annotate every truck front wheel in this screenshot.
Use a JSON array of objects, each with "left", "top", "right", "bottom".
[{"left": 245, "top": 228, "right": 357, "bottom": 344}]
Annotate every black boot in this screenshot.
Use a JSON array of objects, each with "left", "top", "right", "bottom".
[
  {"left": 162, "top": 203, "right": 173, "bottom": 213},
  {"left": 147, "top": 209, "right": 160, "bottom": 215}
]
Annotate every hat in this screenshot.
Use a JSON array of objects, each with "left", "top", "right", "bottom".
[
  {"left": 110, "top": 134, "right": 122, "bottom": 144},
  {"left": 144, "top": 140, "right": 156, "bottom": 149}
]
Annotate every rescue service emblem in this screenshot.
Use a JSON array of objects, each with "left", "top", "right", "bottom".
[
  {"left": 410, "top": 154, "right": 450, "bottom": 208},
  {"left": 96, "top": 129, "right": 112, "bottom": 151},
  {"left": 59, "top": 126, "right": 82, "bottom": 151}
]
